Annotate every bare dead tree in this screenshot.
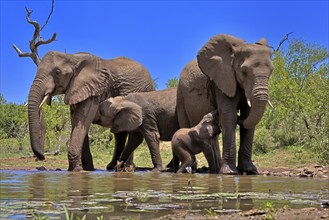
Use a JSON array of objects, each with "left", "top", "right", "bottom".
[
  {"left": 12, "top": 0, "right": 56, "bottom": 66},
  {"left": 271, "top": 32, "right": 293, "bottom": 53}
]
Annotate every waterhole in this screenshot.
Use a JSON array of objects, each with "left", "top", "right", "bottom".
[{"left": 0, "top": 170, "right": 328, "bottom": 219}]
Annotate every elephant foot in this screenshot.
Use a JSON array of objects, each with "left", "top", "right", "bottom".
[
  {"left": 106, "top": 160, "right": 117, "bottom": 171},
  {"left": 220, "top": 163, "right": 238, "bottom": 175},
  {"left": 165, "top": 159, "right": 174, "bottom": 168},
  {"left": 237, "top": 161, "right": 258, "bottom": 175},
  {"left": 82, "top": 163, "right": 95, "bottom": 171},
  {"left": 152, "top": 166, "right": 165, "bottom": 172},
  {"left": 68, "top": 164, "right": 83, "bottom": 172},
  {"left": 114, "top": 161, "right": 136, "bottom": 172},
  {"left": 166, "top": 158, "right": 180, "bottom": 172}
]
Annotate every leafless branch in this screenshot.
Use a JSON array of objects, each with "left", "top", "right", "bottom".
[
  {"left": 12, "top": 0, "right": 56, "bottom": 66},
  {"left": 40, "top": 0, "right": 54, "bottom": 31},
  {"left": 12, "top": 44, "right": 33, "bottom": 58},
  {"left": 271, "top": 32, "right": 293, "bottom": 53}
]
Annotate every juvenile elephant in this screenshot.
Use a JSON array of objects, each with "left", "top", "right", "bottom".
[
  {"left": 96, "top": 87, "right": 179, "bottom": 171},
  {"left": 178, "top": 34, "right": 273, "bottom": 174},
  {"left": 172, "top": 111, "right": 220, "bottom": 173},
  {"left": 28, "top": 51, "right": 155, "bottom": 171}
]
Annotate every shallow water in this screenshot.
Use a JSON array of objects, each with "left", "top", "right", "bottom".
[{"left": 0, "top": 170, "right": 328, "bottom": 219}]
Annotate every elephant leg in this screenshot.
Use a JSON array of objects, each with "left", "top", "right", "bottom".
[
  {"left": 191, "top": 155, "right": 197, "bottom": 171},
  {"left": 68, "top": 98, "right": 98, "bottom": 171},
  {"left": 81, "top": 135, "right": 94, "bottom": 171},
  {"left": 107, "top": 131, "right": 128, "bottom": 170},
  {"left": 119, "top": 131, "right": 144, "bottom": 165},
  {"left": 176, "top": 154, "right": 194, "bottom": 173},
  {"left": 143, "top": 129, "right": 163, "bottom": 171},
  {"left": 203, "top": 144, "right": 218, "bottom": 174},
  {"left": 166, "top": 153, "right": 180, "bottom": 172},
  {"left": 216, "top": 90, "right": 239, "bottom": 174},
  {"left": 237, "top": 127, "right": 258, "bottom": 174},
  {"left": 220, "top": 120, "right": 238, "bottom": 174},
  {"left": 166, "top": 157, "right": 180, "bottom": 171},
  {"left": 211, "top": 135, "right": 221, "bottom": 173}
]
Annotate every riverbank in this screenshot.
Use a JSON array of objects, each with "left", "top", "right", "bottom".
[
  {"left": 0, "top": 155, "right": 328, "bottom": 178},
  {"left": 1, "top": 153, "right": 328, "bottom": 220}
]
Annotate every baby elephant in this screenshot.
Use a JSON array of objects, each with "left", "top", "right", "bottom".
[
  {"left": 97, "top": 87, "right": 179, "bottom": 171},
  {"left": 172, "top": 110, "right": 221, "bottom": 173}
]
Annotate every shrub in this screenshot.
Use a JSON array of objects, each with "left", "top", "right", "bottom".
[{"left": 253, "top": 127, "right": 277, "bottom": 154}]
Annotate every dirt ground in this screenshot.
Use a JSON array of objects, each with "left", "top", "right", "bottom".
[
  {"left": 1, "top": 156, "right": 328, "bottom": 178},
  {"left": 157, "top": 207, "right": 329, "bottom": 220},
  {"left": 1, "top": 157, "right": 328, "bottom": 219}
]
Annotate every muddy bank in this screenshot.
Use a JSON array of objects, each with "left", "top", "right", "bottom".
[
  {"left": 157, "top": 206, "right": 329, "bottom": 220},
  {"left": 258, "top": 165, "right": 329, "bottom": 178},
  {"left": 0, "top": 157, "right": 328, "bottom": 179}
]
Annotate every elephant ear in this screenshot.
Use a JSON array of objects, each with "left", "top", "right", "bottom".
[
  {"left": 256, "top": 38, "right": 269, "bottom": 46},
  {"left": 64, "top": 54, "right": 113, "bottom": 105},
  {"left": 197, "top": 34, "right": 245, "bottom": 98},
  {"left": 113, "top": 99, "right": 143, "bottom": 132}
]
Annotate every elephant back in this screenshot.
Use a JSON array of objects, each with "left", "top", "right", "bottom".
[
  {"left": 177, "top": 59, "right": 215, "bottom": 128},
  {"left": 107, "top": 57, "right": 155, "bottom": 97}
]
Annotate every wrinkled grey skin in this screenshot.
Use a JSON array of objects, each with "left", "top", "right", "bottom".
[
  {"left": 172, "top": 111, "right": 220, "bottom": 173},
  {"left": 177, "top": 34, "right": 273, "bottom": 174},
  {"left": 95, "top": 88, "right": 179, "bottom": 171},
  {"left": 28, "top": 51, "right": 155, "bottom": 171}
]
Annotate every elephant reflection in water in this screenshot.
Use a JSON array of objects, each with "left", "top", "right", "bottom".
[
  {"left": 67, "top": 173, "right": 90, "bottom": 207},
  {"left": 221, "top": 176, "right": 254, "bottom": 211},
  {"left": 28, "top": 172, "right": 93, "bottom": 214},
  {"left": 29, "top": 173, "right": 46, "bottom": 199},
  {"left": 168, "top": 175, "right": 254, "bottom": 211}
]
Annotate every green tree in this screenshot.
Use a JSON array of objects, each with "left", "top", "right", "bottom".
[
  {"left": 166, "top": 77, "right": 179, "bottom": 88},
  {"left": 0, "top": 93, "right": 6, "bottom": 105},
  {"left": 0, "top": 97, "right": 29, "bottom": 152},
  {"left": 42, "top": 95, "right": 70, "bottom": 154},
  {"left": 258, "top": 39, "right": 329, "bottom": 164}
]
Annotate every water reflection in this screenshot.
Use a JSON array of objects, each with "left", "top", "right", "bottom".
[{"left": 0, "top": 170, "right": 328, "bottom": 219}]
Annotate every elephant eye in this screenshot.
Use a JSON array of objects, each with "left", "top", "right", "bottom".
[{"left": 55, "top": 68, "right": 61, "bottom": 75}]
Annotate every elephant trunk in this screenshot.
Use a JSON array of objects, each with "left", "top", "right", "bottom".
[
  {"left": 243, "top": 77, "right": 269, "bottom": 129},
  {"left": 28, "top": 77, "right": 48, "bottom": 160}
]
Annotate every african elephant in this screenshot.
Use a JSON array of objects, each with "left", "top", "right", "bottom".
[
  {"left": 28, "top": 51, "right": 155, "bottom": 171},
  {"left": 95, "top": 88, "right": 179, "bottom": 171},
  {"left": 172, "top": 110, "right": 220, "bottom": 173},
  {"left": 177, "top": 34, "right": 273, "bottom": 174}
]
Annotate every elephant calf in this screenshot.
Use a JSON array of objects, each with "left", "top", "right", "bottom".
[
  {"left": 96, "top": 87, "right": 179, "bottom": 171},
  {"left": 172, "top": 111, "right": 220, "bottom": 173}
]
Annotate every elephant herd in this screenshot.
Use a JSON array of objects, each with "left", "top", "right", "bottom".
[{"left": 27, "top": 34, "right": 273, "bottom": 174}]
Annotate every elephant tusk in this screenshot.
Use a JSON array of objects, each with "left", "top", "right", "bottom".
[
  {"left": 247, "top": 99, "right": 251, "bottom": 107},
  {"left": 39, "top": 95, "right": 50, "bottom": 108},
  {"left": 24, "top": 101, "right": 28, "bottom": 106},
  {"left": 267, "top": 100, "right": 274, "bottom": 108}
]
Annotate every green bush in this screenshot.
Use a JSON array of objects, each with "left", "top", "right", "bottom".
[{"left": 253, "top": 127, "right": 277, "bottom": 154}]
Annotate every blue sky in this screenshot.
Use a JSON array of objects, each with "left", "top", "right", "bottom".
[{"left": 1, "top": 1, "right": 328, "bottom": 104}]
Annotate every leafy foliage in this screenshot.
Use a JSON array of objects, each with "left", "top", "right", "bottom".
[
  {"left": 254, "top": 39, "right": 329, "bottom": 164},
  {"left": 0, "top": 101, "right": 29, "bottom": 152},
  {"left": 166, "top": 77, "right": 179, "bottom": 88}
]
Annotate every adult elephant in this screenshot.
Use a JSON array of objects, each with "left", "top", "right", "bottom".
[
  {"left": 177, "top": 34, "right": 273, "bottom": 174},
  {"left": 28, "top": 51, "right": 155, "bottom": 171}
]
